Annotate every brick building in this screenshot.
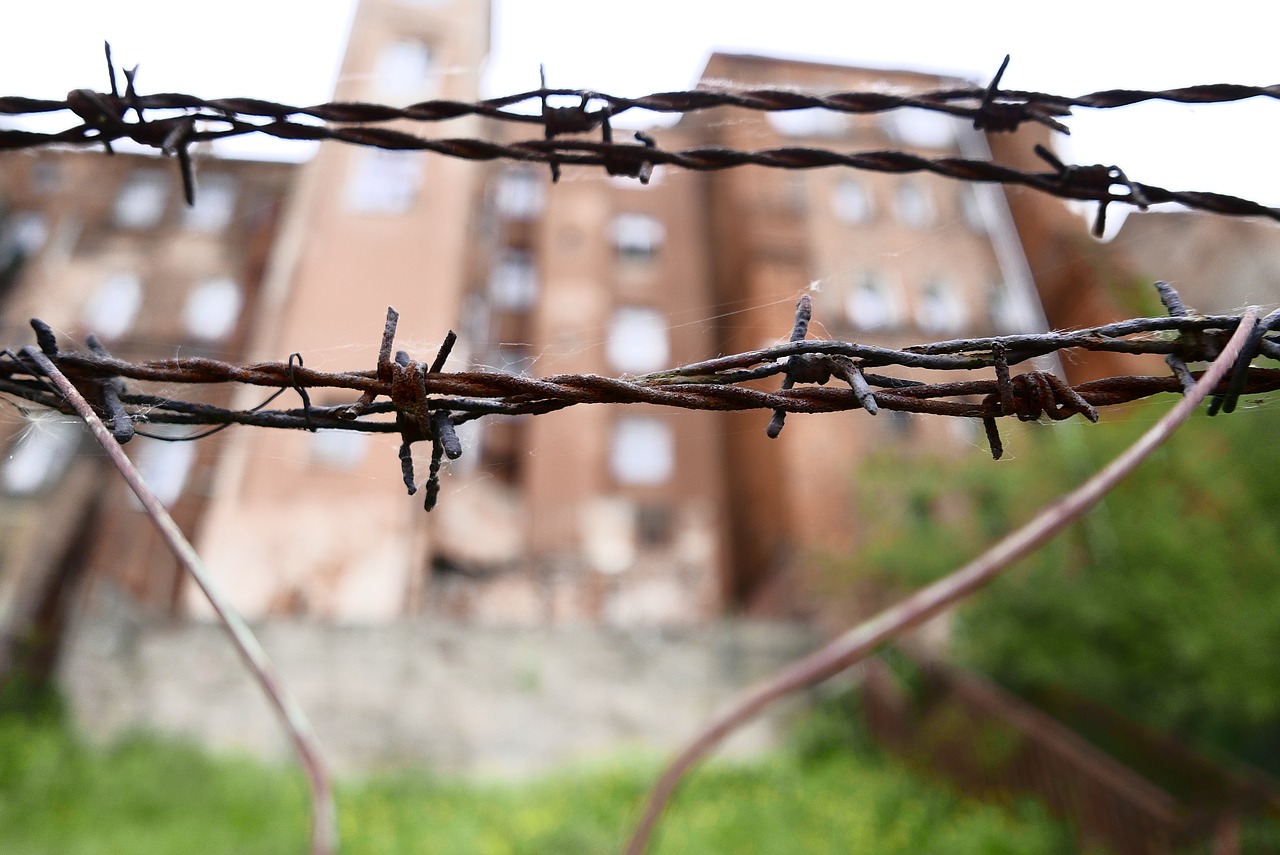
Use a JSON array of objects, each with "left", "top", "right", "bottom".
[
  {"left": 0, "top": 149, "right": 295, "bottom": 674},
  {"left": 3, "top": 0, "right": 1102, "bottom": 637}
]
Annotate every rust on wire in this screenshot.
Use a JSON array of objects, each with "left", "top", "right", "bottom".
[
  {"left": 1155, "top": 280, "right": 1199, "bottom": 396},
  {"left": 766, "top": 294, "right": 815, "bottom": 438},
  {"left": 363, "top": 308, "right": 465, "bottom": 508},
  {"left": 9, "top": 50, "right": 1277, "bottom": 132},
  {"left": 2, "top": 47, "right": 1280, "bottom": 224},
  {"left": 1208, "top": 306, "right": 1280, "bottom": 416},
  {"left": 83, "top": 333, "right": 134, "bottom": 443},
  {"left": 768, "top": 296, "right": 883, "bottom": 438},
  {"left": 3, "top": 285, "right": 1278, "bottom": 511}
]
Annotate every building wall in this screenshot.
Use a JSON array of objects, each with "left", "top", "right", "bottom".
[
  {"left": 1106, "top": 210, "right": 1280, "bottom": 314},
  {"left": 5, "top": 9, "right": 1069, "bottom": 637},
  {"left": 984, "top": 130, "right": 1164, "bottom": 383},
  {"left": 693, "top": 54, "right": 1051, "bottom": 615},
  {"left": 0, "top": 150, "right": 295, "bottom": 636},
  {"left": 191, "top": 0, "right": 493, "bottom": 623},
  {"left": 423, "top": 17, "right": 732, "bottom": 630},
  {"left": 61, "top": 587, "right": 817, "bottom": 776},
  {"left": 193, "top": 0, "right": 734, "bottom": 628}
]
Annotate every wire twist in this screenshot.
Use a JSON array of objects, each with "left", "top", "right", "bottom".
[
  {"left": 3, "top": 46, "right": 1280, "bottom": 229},
  {"left": 4, "top": 283, "right": 1277, "bottom": 510}
]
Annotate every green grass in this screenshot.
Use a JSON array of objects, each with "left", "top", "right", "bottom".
[{"left": 0, "top": 700, "right": 1075, "bottom": 855}]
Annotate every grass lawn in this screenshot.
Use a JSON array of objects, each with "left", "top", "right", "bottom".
[{"left": 0, "top": 698, "right": 1075, "bottom": 855}]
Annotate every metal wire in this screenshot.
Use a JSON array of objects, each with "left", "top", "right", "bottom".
[
  {"left": 4, "top": 47, "right": 1280, "bottom": 503},
  {"left": 5, "top": 50, "right": 1276, "bottom": 132},
  {"left": 3, "top": 46, "right": 1279, "bottom": 228},
  {"left": 4, "top": 284, "right": 1278, "bottom": 508}
]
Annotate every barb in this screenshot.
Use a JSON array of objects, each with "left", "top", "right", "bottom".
[
  {"left": 2, "top": 285, "right": 1277, "bottom": 510},
  {"left": 3, "top": 48, "right": 1280, "bottom": 223},
  {"left": 766, "top": 294, "right": 816, "bottom": 438},
  {"left": 619, "top": 305, "right": 1260, "bottom": 855}
]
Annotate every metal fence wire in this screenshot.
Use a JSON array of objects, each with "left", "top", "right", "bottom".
[
  {"left": 3, "top": 46, "right": 1280, "bottom": 508},
  {"left": 3, "top": 292, "right": 1280, "bottom": 510},
  {"left": 2, "top": 47, "right": 1280, "bottom": 232}
]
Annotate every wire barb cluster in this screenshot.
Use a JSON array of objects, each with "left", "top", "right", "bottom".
[
  {"left": 3, "top": 46, "right": 1280, "bottom": 231},
  {"left": 3, "top": 283, "right": 1278, "bottom": 510}
]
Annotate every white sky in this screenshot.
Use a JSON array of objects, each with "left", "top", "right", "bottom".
[{"left": 1, "top": 0, "right": 1278, "bottom": 205}]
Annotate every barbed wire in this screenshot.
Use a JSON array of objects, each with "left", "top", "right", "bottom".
[
  {"left": 2, "top": 46, "right": 1278, "bottom": 230},
  {"left": 5, "top": 50, "right": 1277, "bottom": 137},
  {"left": 4, "top": 283, "right": 1278, "bottom": 510}
]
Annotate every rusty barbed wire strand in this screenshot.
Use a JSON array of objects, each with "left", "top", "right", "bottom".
[
  {"left": 2, "top": 46, "right": 1279, "bottom": 230},
  {"left": 5, "top": 113, "right": 1276, "bottom": 226},
  {"left": 4, "top": 283, "right": 1279, "bottom": 507},
  {"left": 4, "top": 50, "right": 1277, "bottom": 134}
]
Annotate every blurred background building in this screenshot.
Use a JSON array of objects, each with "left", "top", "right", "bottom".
[
  {"left": 5, "top": 0, "right": 1264, "bottom": 774},
  {"left": 0, "top": 149, "right": 294, "bottom": 680},
  {"left": 0, "top": 0, "right": 1137, "bottom": 638}
]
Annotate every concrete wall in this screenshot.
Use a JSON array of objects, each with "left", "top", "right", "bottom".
[{"left": 58, "top": 595, "right": 818, "bottom": 776}]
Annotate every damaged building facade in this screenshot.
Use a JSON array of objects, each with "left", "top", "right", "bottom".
[
  {"left": 2, "top": 0, "right": 1075, "bottom": 633},
  {"left": 0, "top": 0, "right": 1206, "bottom": 771}
]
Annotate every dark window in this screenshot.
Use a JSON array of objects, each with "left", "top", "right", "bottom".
[
  {"left": 610, "top": 213, "right": 665, "bottom": 262},
  {"left": 637, "top": 504, "right": 674, "bottom": 547}
]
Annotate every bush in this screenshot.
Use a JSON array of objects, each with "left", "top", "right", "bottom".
[{"left": 843, "top": 402, "right": 1280, "bottom": 775}]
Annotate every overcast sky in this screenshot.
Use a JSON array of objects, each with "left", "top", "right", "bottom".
[{"left": 2, "top": 0, "right": 1278, "bottom": 204}]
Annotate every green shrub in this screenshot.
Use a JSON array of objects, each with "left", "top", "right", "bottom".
[{"left": 842, "top": 402, "right": 1280, "bottom": 775}]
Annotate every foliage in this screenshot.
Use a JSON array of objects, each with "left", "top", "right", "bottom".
[
  {"left": 0, "top": 703, "right": 1074, "bottom": 855},
  {"left": 844, "top": 400, "right": 1280, "bottom": 774},
  {"left": 0, "top": 707, "right": 308, "bottom": 854}
]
